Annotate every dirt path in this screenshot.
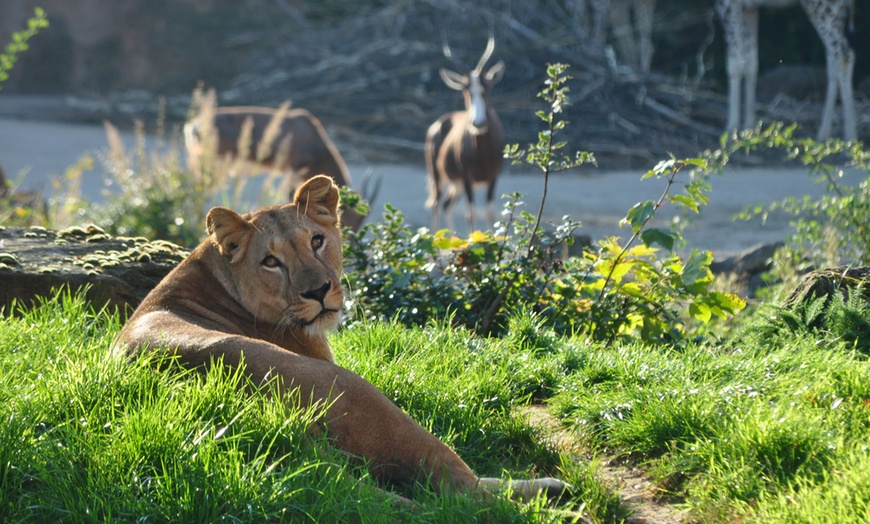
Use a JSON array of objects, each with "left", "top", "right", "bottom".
[{"left": 522, "top": 405, "right": 688, "bottom": 524}]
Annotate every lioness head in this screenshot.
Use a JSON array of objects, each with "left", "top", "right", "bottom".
[{"left": 205, "top": 175, "right": 344, "bottom": 336}]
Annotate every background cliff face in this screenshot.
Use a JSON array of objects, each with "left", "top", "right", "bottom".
[
  {"left": 0, "top": 0, "right": 286, "bottom": 93},
  {"left": 1, "top": 0, "right": 868, "bottom": 166}
]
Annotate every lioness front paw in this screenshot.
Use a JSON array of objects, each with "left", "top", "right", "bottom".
[
  {"left": 527, "top": 477, "right": 573, "bottom": 502},
  {"left": 478, "top": 476, "right": 573, "bottom": 503}
]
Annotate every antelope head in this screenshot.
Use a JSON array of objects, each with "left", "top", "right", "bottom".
[{"left": 439, "top": 35, "right": 505, "bottom": 134}]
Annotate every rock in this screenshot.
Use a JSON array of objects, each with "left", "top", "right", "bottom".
[
  {"left": 710, "top": 241, "right": 783, "bottom": 298},
  {"left": 783, "top": 266, "right": 870, "bottom": 310},
  {"left": 0, "top": 225, "right": 187, "bottom": 316}
]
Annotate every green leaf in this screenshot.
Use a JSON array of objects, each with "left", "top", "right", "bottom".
[
  {"left": 640, "top": 228, "right": 677, "bottom": 250},
  {"left": 708, "top": 290, "right": 747, "bottom": 314},
  {"left": 681, "top": 249, "right": 713, "bottom": 287},
  {"left": 622, "top": 201, "right": 656, "bottom": 234},
  {"left": 432, "top": 234, "right": 467, "bottom": 250},
  {"left": 670, "top": 194, "right": 701, "bottom": 213},
  {"left": 689, "top": 302, "right": 712, "bottom": 323}
]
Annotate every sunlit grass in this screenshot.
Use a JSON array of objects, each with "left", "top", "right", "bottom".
[
  {"left": 5, "top": 288, "right": 869, "bottom": 522},
  {"left": 551, "top": 310, "right": 870, "bottom": 521},
  {"left": 0, "top": 292, "right": 599, "bottom": 522}
]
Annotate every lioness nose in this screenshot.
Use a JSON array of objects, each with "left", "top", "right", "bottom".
[{"left": 302, "top": 282, "right": 331, "bottom": 304}]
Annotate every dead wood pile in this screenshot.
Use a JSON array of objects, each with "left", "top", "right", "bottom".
[
  {"left": 209, "top": 0, "right": 845, "bottom": 169},
  {"left": 80, "top": 0, "right": 856, "bottom": 169}
]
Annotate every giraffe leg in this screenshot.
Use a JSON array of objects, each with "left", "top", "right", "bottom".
[
  {"left": 634, "top": 0, "right": 656, "bottom": 73},
  {"left": 802, "top": 0, "right": 857, "bottom": 141},
  {"left": 716, "top": 0, "right": 747, "bottom": 133},
  {"left": 839, "top": 54, "right": 857, "bottom": 141},
  {"left": 817, "top": 56, "right": 840, "bottom": 141},
  {"left": 725, "top": 65, "right": 743, "bottom": 133},
  {"left": 740, "top": 6, "right": 759, "bottom": 131},
  {"left": 816, "top": 49, "right": 856, "bottom": 142}
]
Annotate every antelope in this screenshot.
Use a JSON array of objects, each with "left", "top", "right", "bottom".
[
  {"left": 425, "top": 36, "right": 505, "bottom": 233},
  {"left": 184, "top": 97, "right": 373, "bottom": 230}
]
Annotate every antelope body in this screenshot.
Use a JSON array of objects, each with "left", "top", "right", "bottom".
[
  {"left": 184, "top": 102, "right": 366, "bottom": 230},
  {"left": 425, "top": 37, "right": 505, "bottom": 232}
]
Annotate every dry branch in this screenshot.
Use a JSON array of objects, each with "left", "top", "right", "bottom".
[{"left": 88, "top": 0, "right": 860, "bottom": 170}]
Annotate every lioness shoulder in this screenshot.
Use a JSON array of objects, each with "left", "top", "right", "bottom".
[{"left": 116, "top": 174, "right": 344, "bottom": 365}]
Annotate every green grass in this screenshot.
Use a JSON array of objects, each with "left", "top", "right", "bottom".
[
  {"left": 4, "top": 289, "right": 869, "bottom": 523},
  {"left": 0, "top": 292, "right": 602, "bottom": 523},
  {"left": 550, "top": 310, "right": 870, "bottom": 522}
]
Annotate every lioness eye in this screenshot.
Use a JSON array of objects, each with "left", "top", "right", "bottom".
[
  {"left": 261, "top": 255, "right": 282, "bottom": 268},
  {"left": 311, "top": 234, "right": 325, "bottom": 250}
]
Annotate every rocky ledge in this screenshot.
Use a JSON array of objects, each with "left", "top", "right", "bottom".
[{"left": 0, "top": 225, "right": 188, "bottom": 316}]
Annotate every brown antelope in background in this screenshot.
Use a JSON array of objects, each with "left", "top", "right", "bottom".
[
  {"left": 425, "top": 35, "right": 505, "bottom": 232},
  {"left": 184, "top": 92, "right": 373, "bottom": 230}
]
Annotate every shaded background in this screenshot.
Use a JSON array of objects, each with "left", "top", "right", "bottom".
[{"left": 1, "top": 0, "right": 869, "bottom": 168}]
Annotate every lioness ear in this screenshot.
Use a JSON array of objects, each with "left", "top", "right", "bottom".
[
  {"left": 293, "top": 175, "right": 340, "bottom": 227},
  {"left": 206, "top": 207, "right": 253, "bottom": 263}
]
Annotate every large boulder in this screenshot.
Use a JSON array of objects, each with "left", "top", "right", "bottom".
[
  {"left": 783, "top": 266, "right": 870, "bottom": 310},
  {"left": 0, "top": 225, "right": 187, "bottom": 316}
]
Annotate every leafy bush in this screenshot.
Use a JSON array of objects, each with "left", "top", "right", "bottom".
[
  {"left": 0, "top": 7, "right": 47, "bottom": 86},
  {"left": 43, "top": 88, "right": 371, "bottom": 247},
  {"left": 732, "top": 123, "right": 870, "bottom": 291},
  {"left": 344, "top": 64, "right": 745, "bottom": 343},
  {"left": 738, "top": 286, "right": 870, "bottom": 355},
  {"left": 94, "top": 119, "right": 208, "bottom": 247},
  {"left": 0, "top": 177, "right": 46, "bottom": 227}
]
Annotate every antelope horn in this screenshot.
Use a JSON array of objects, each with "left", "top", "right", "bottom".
[
  {"left": 474, "top": 33, "right": 496, "bottom": 73},
  {"left": 441, "top": 32, "right": 465, "bottom": 70},
  {"left": 360, "top": 170, "right": 383, "bottom": 208}
]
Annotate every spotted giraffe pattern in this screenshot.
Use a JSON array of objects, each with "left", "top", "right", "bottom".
[{"left": 715, "top": 0, "right": 856, "bottom": 140}]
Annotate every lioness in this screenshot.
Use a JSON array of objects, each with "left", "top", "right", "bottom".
[{"left": 115, "top": 175, "right": 567, "bottom": 502}]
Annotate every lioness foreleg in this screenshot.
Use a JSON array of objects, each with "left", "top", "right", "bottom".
[
  {"left": 186, "top": 337, "right": 482, "bottom": 493},
  {"left": 266, "top": 357, "right": 569, "bottom": 502}
]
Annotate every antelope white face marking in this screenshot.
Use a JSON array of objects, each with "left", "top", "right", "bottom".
[{"left": 468, "top": 73, "right": 488, "bottom": 132}]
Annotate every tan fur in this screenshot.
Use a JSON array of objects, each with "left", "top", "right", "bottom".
[
  {"left": 115, "top": 175, "right": 568, "bottom": 502},
  {"left": 184, "top": 103, "right": 365, "bottom": 230}
]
